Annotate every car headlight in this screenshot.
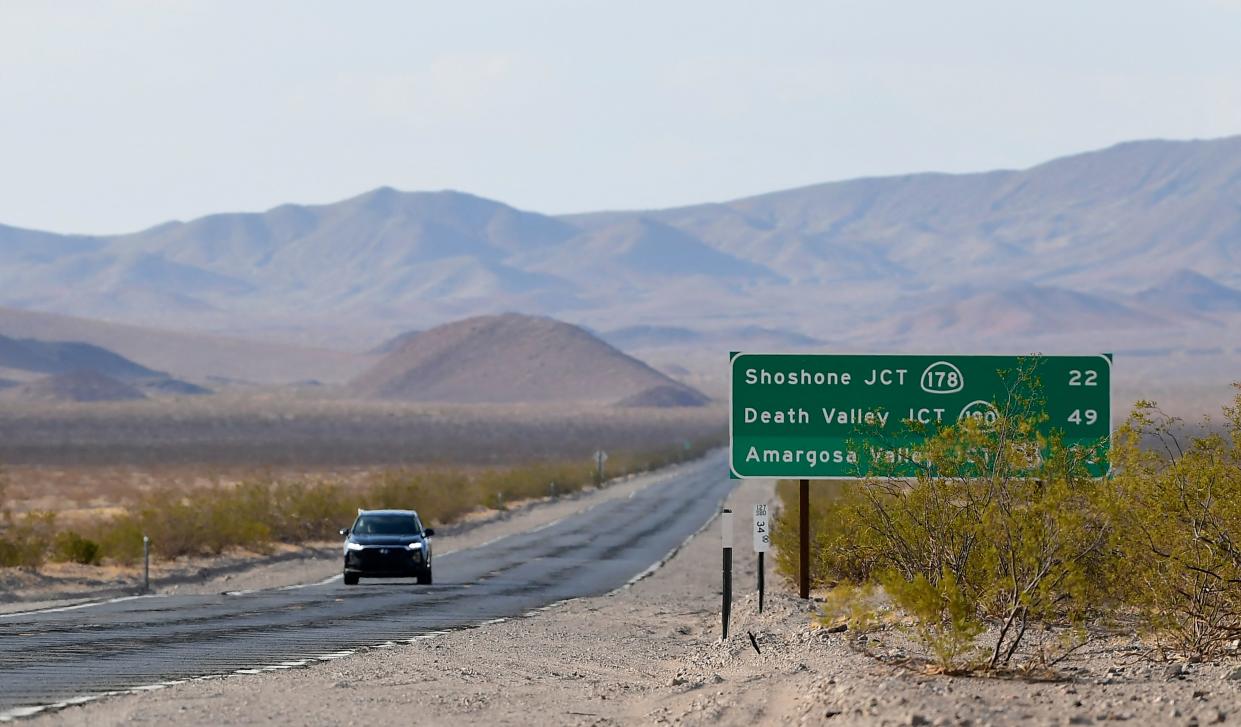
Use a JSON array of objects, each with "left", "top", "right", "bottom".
[
  {"left": 345, "top": 542, "right": 365, "bottom": 551},
  {"left": 406, "top": 541, "right": 423, "bottom": 551}
]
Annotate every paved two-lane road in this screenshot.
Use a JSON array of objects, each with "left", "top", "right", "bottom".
[{"left": 0, "top": 453, "right": 733, "bottom": 720}]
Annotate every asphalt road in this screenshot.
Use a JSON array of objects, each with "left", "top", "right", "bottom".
[{"left": 0, "top": 452, "right": 734, "bottom": 720}]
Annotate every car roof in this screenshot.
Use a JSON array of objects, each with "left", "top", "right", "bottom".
[{"left": 355, "top": 509, "right": 419, "bottom": 517}]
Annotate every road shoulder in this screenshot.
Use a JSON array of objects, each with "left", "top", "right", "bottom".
[{"left": 31, "top": 476, "right": 1241, "bottom": 726}]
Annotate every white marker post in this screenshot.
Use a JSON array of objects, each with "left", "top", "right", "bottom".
[
  {"left": 721, "top": 508, "right": 734, "bottom": 639},
  {"left": 753, "top": 503, "right": 770, "bottom": 613},
  {"left": 594, "top": 450, "right": 608, "bottom": 485}
]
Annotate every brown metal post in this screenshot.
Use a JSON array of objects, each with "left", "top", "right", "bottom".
[{"left": 799, "top": 478, "right": 810, "bottom": 599}]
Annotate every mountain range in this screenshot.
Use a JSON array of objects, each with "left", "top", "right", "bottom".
[
  {"left": 1, "top": 136, "right": 1236, "bottom": 346},
  {"left": 2, "top": 135, "right": 1241, "bottom": 411}
]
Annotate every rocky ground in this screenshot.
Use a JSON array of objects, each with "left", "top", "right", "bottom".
[{"left": 14, "top": 476, "right": 1241, "bottom": 726}]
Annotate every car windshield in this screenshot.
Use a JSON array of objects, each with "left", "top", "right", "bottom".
[{"left": 352, "top": 514, "right": 420, "bottom": 536}]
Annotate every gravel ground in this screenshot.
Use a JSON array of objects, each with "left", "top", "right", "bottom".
[{"left": 24, "top": 476, "right": 1241, "bottom": 726}]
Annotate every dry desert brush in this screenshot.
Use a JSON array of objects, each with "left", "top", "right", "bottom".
[
  {"left": 800, "top": 365, "right": 1115, "bottom": 672},
  {"left": 0, "top": 440, "right": 721, "bottom": 567},
  {"left": 1108, "top": 389, "right": 1241, "bottom": 659}
]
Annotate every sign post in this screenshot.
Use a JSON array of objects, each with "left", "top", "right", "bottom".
[
  {"left": 721, "top": 508, "right": 733, "bottom": 639},
  {"left": 753, "top": 503, "right": 770, "bottom": 612},
  {"left": 730, "top": 353, "right": 1113, "bottom": 600},
  {"left": 799, "top": 479, "right": 809, "bottom": 599}
]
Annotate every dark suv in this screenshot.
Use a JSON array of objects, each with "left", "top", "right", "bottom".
[{"left": 340, "top": 509, "right": 434, "bottom": 585}]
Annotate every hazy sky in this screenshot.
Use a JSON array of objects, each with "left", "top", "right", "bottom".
[{"left": 3, "top": 0, "right": 1240, "bottom": 234}]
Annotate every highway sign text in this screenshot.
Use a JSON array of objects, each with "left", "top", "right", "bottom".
[{"left": 730, "top": 353, "right": 1112, "bottom": 479}]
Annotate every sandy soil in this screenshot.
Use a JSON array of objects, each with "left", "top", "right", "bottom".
[{"left": 24, "top": 477, "right": 1241, "bottom": 726}]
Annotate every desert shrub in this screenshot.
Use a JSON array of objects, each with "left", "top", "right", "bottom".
[
  {"left": 0, "top": 511, "right": 57, "bottom": 569},
  {"left": 125, "top": 483, "right": 274, "bottom": 559},
  {"left": 366, "top": 470, "right": 478, "bottom": 525},
  {"left": 2, "top": 440, "right": 721, "bottom": 569},
  {"left": 51, "top": 530, "right": 102, "bottom": 565},
  {"left": 268, "top": 479, "right": 352, "bottom": 541},
  {"left": 883, "top": 569, "right": 985, "bottom": 672},
  {"left": 93, "top": 514, "right": 146, "bottom": 564},
  {"left": 778, "top": 364, "right": 1114, "bottom": 671},
  {"left": 817, "top": 582, "right": 882, "bottom": 634},
  {"left": 866, "top": 418, "right": 1111, "bottom": 669},
  {"left": 773, "top": 480, "right": 877, "bottom": 587},
  {"left": 1108, "top": 391, "right": 1241, "bottom": 658}
]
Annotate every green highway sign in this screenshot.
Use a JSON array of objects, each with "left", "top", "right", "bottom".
[{"left": 729, "top": 353, "right": 1112, "bottom": 479}]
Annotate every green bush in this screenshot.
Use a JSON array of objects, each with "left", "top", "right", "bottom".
[
  {"left": 0, "top": 440, "right": 723, "bottom": 568},
  {"left": 1108, "top": 391, "right": 1241, "bottom": 658},
  {"left": 0, "top": 511, "right": 56, "bottom": 569},
  {"left": 882, "top": 569, "right": 984, "bottom": 672},
  {"left": 777, "top": 366, "right": 1114, "bottom": 671},
  {"left": 772, "top": 479, "right": 877, "bottom": 587},
  {"left": 51, "top": 530, "right": 102, "bottom": 565},
  {"left": 93, "top": 514, "right": 145, "bottom": 565}
]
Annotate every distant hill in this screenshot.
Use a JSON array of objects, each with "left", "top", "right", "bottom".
[
  {"left": 615, "top": 385, "right": 710, "bottom": 408},
  {"left": 526, "top": 218, "right": 780, "bottom": 289},
  {"left": 601, "top": 325, "right": 704, "bottom": 349},
  {"left": 1136, "top": 269, "right": 1241, "bottom": 314},
  {"left": 867, "top": 284, "right": 1168, "bottom": 341},
  {"left": 6, "top": 370, "right": 147, "bottom": 403},
  {"left": 351, "top": 313, "right": 708, "bottom": 405},
  {"left": 0, "top": 333, "right": 165, "bottom": 380},
  {"left": 368, "top": 330, "right": 421, "bottom": 355},
  {"left": 0, "top": 333, "right": 215, "bottom": 397},
  {"left": 0, "top": 306, "right": 367, "bottom": 384},
  {"left": 602, "top": 324, "right": 820, "bottom": 351}
]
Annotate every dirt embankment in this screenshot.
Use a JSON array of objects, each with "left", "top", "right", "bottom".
[{"left": 29, "top": 478, "right": 1241, "bottom": 726}]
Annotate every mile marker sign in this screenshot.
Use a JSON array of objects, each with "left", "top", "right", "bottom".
[
  {"left": 729, "top": 353, "right": 1112, "bottom": 479},
  {"left": 752, "top": 504, "right": 770, "bottom": 552}
]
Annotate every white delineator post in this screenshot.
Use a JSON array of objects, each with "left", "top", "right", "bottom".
[{"left": 594, "top": 450, "right": 607, "bottom": 485}]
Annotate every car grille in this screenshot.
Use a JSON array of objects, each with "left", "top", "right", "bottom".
[{"left": 351, "top": 547, "right": 420, "bottom": 568}]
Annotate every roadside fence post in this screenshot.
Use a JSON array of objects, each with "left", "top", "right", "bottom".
[{"left": 142, "top": 535, "right": 150, "bottom": 593}]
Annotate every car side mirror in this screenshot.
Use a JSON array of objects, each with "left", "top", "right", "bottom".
[
  {"left": 424, "top": 528, "right": 435, "bottom": 537},
  {"left": 339, "top": 528, "right": 350, "bottom": 537}
]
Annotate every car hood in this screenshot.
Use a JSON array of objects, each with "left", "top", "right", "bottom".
[{"left": 349, "top": 535, "right": 422, "bottom": 546}]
